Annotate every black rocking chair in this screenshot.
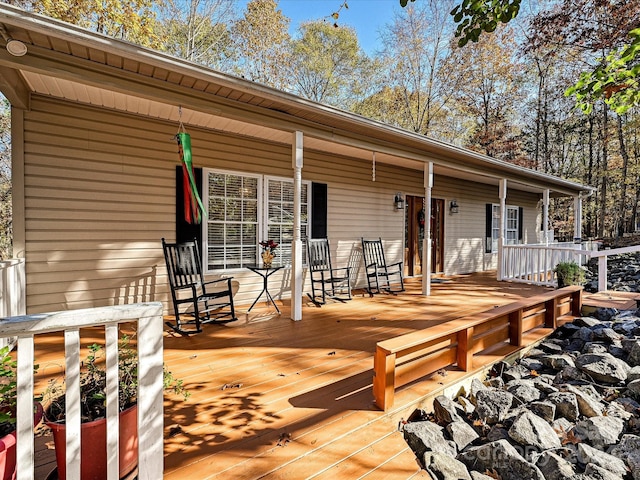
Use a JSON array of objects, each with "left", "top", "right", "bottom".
[
  {"left": 361, "top": 237, "right": 405, "bottom": 295},
  {"left": 162, "top": 238, "right": 237, "bottom": 334},
  {"left": 306, "top": 238, "right": 352, "bottom": 305}
]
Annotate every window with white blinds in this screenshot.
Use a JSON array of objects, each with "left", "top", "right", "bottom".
[
  {"left": 490, "top": 204, "right": 520, "bottom": 253},
  {"left": 203, "top": 169, "right": 309, "bottom": 272}
]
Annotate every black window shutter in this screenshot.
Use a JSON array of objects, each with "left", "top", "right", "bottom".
[
  {"left": 311, "top": 182, "right": 328, "bottom": 239},
  {"left": 175, "top": 165, "right": 203, "bottom": 246},
  {"left": 485, "top": 203, "right": 492, "bottom": 253},
  {"left": 518, "top": 206, "right": 524, "bottom": 241}
]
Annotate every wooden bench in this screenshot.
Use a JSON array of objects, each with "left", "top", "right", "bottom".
[{"left": 373, "top": 286, "right": 582, "bottom": 410}]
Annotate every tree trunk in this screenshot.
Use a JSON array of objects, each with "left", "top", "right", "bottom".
[
  {"left": 616, "top": 114, "right": 629, "bottom": 237},
  {"left": 597, "top": 105, "right": 608, "bottom": 238},
  {"left": 585, "top": 115, "right": 595, "bottom": 237}
]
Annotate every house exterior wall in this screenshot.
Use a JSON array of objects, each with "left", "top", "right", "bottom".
[{"left": 22, "top": 96, "right": 541, "bottom": 314}]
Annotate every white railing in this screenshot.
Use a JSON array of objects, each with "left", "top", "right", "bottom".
[
  {"left": 502, "top": 243, "right": 586, "bottom": 287},
  {"left": 0, "top": 302, "right": 164, "bottom": 480},
  {"left": 502, "top": 242, "right": 640, "bottom": 291},
  {"left": 0, "top": 259, "right": 25, "bottom": 349},
  {"left": 589, "top": 244, "right": 640, "bottom": 292}
]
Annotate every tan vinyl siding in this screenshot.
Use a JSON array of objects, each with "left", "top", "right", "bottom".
[{"left": 23, "top": 95, "right": 542, "bottom": 313}]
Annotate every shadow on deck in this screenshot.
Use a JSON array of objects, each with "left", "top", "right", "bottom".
[{"left": 32, "top": 273, "right": 632, "bottom": 479}]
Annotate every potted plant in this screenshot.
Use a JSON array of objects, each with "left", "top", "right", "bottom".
[
  {"left": 0, "top": 346, "right": 43, "bottom": 480},
  {"left": 554, "top": 260, "right": 586, "bottom": 288},
  {"left": 43, "top": 335, "right": 189, "bottom": 480}
]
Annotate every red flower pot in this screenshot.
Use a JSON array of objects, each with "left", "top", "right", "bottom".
[
  {"left": 0, "top": 430, "right": 16, "bottom": 480},
  {"left": 0, "top": 402, "right": 44, "bottom": 480},
  {"left": 46, "top": 404, "right": 138, "bottom": 480}
]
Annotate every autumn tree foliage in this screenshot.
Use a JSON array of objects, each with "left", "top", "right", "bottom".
[
  {"left": 14, "top": 0, "right": 162, "bottom": 48},
  {"left": 361, "top": 0, "right": 460, "bottom": 137},
  {"left": 230, "top": 0, "right": 291, "bottom": 89},
  {"left": 159, "top": 0, "right": 236, "bottom": 70}
]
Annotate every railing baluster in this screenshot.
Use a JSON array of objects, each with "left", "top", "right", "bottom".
[
  {"left": 65, "top": 329, "right": 82, "bottom": 480},
  {"left": 105, "top": 324, "right": 120, "bottom": 480},
  {"left": 16, "top": 335, "right": 35, "bottom": 480}
]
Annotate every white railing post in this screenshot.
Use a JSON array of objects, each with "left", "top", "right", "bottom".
[
  {"left": 136, "top": 307, "right": 164, "bottom": 480},
  {"left": 16, "top": 336, "right": 35, "bottom": 480},
  {"left": 598, "top": 256, "right": 608, "bottom": 292}
]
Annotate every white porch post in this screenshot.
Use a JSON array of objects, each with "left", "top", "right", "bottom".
[
  {"left": 498, "top": 179, "right": 507, "bottom": 281},
  {"left": 422, "top": 162, "right": 433, "bottom": 296},
  {"left": 543, "top": 189, "right": 550, "bottom": 245},
  {"left": 574, "top": 194, "right": 582, "bottom": 243},
  {"left": 291, "top": 131, "right": 304, "bottom": 321}
]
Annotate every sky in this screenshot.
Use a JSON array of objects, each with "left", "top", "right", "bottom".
[{"left": 241, "top": 0, "right": 403, "bottom": 55}]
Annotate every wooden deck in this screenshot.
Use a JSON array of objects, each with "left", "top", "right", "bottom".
[{"left": 33, "top": 273, "right": 572, "bottom": 479}]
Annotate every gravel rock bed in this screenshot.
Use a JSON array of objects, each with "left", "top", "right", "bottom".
[{"left": 403, "top": 307, "right": 640, "bottom": 480}]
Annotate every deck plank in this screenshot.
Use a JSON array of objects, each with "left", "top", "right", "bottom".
[{"left": 33, "top": 273, "right": 566, "bottom": 480}]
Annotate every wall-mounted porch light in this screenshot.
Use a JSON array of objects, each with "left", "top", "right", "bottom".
[
  {"left": 394, "top": 192, "right": 405, "bottom": 211},
  {"left": 449, "top": 199, "right": 459, "bottom": 214}
]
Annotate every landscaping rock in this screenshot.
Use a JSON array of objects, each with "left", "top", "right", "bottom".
[
  {"left": 446, "top": 421, "right": 479, "bottom": 451},
  {"left": 547, "top": 391, "right": 579, "bottom": 422},
  {"left": 584, "top": 463, "right": 625, "bottom": 480},
  {"left": 403, "top": 421, "right": 457, "bottom": 459},
  {"left": 573, "top": 415, "right": 624, "bottom": 447},
  {"left": 507, "top": 410, "right": 561, "bottom": 450},
  {"left": 541, "top": 354, "right": 575, "bottom": 370},
  {"left": 528, "top": 400, "right": 555, "bottom": 422},
  {"left": 468, "top": 378, "right": 487, "bottom": 404},
  {"left": 627, "top": 340, "right": 640, "bottom": 366},
  {"left": 627, "top": 379, "right": 640, "bottom": 400},
  {"left": 576, "top": 443, "right": 628, "bottom": 477},
  {"left": 474, "top": 389, "right": 513, "bottom": 424},
  {"left": 575, "top": 352, "right": 629, "bottom": 384},
  {"left": 457, "top": 440, "right": 545, "bottom": 480},
  {"left": 535, "top": 450, "right": 576, "bottom": 480},
  {"left": 469, "top": 472, "right": 496, "bottom": 480},
  {"left": 402, "top": 307, "right": 640, "bottom": 478},
  {"left": 628, "top": 365, "right": 640, "bottom": 382},
  {"left": 574, "top": 317, "right": 602, "bottom": 328},
  {"left": 425, "top": 452, "right": 472, "bottom": 480},
  {"left": 560, "top": 384, "right": 605, "bottom": 417},
  {"left": 434, "top": 395, "right": 464, "bottom": 424},
  {"left": 611, "top": 434, "right": 640, "bottom": 479},
  {"left": 507, "top": 381, "right": 541, "bottom": 404}
]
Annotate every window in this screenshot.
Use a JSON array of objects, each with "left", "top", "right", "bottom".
[
  {"left": 488, "top": 204, "right": 521, "bottom": 253},
  {"left": 265, "top": 177, "right": 309, "bottom": 264},
  {"left": 202, "top": 169, "right": 309, "bottom": 272}
]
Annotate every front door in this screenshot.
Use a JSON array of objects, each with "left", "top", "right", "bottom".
[{"left": 405, "top": 196, "right": 444, "bottom": 276}]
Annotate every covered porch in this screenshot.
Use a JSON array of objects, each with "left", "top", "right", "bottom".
[{"left": 25, "top": 273, "right": 567, "bottom": 480}]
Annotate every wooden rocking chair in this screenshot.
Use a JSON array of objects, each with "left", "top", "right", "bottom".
[
  {"left": 306, "top": 238, "right": 352, "bottom": 305},
  {"left": 361, "top": 237, "right": 405, "bottom": 295},
  {"left": 162, "top": 238, "right": 236, "bottom": 334}
]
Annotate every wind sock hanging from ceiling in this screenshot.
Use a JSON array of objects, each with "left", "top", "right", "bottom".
[{"left": 176, "top": 117, "right": 206, "bottom": 224}]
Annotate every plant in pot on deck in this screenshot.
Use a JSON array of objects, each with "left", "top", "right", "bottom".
[
  {"left": 43, "top": 335, "right": 189, "bottom": 480},
  {"left": 0, "top": 346, "right": 43, "bottom": 480},
  {"left": 554, "top": 260, "right": 586, "bottom": 288}
]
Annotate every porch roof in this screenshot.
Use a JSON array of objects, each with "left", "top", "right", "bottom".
[{"left": 0, "top": 4, "right": 593, "bottom": 197}]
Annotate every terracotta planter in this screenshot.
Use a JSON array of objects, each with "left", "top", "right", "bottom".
[
  {"left": 46, "top": 404, "right": 138, "bottom": 480},
  {"left": 0, "top": 430, "right": 16, "bottom": 480},
  {"left": 0, "top": 402, "right": 44, "bottom": 480}
]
